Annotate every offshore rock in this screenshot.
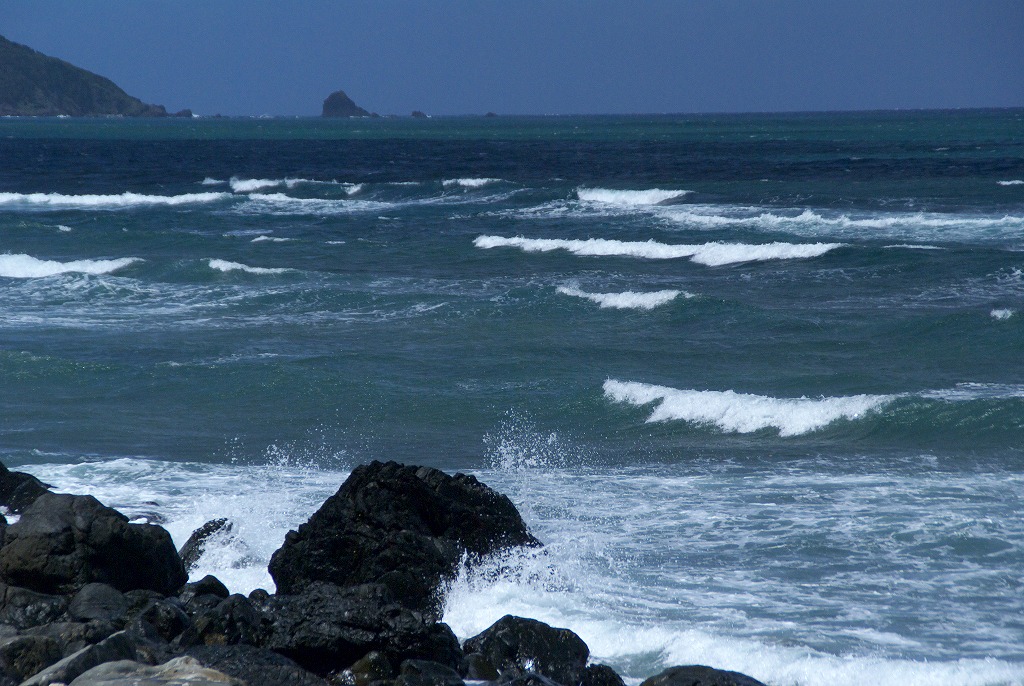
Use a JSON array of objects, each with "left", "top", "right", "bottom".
[
  {"left": 639, "top": 665, "right": 768, "bottom": 686},
  {"left": 322, "top": 90, "right": 370, "bottom": 118},
  {"left": 0, "top": 462, "right": 50, "bottom": 514},
  {"left": 0, "top": 493, "right": 187, "bottom": 596},
  {"left": 462, "top": 615, "right": 589, "bottom": 686},
  {"left": 268, "top": 461, "right": 541, "bottom": 615},
  {"left": 265, "top": 582, "right": 462, "bottom": 677}
]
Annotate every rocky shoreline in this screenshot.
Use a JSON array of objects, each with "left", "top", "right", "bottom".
[{"left": 0, "top": 460, "right": 765, "bottom": 686}]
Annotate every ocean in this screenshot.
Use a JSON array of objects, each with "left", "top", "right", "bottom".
[{"left": 0, "top": 110, "right": 1022, "bottom": 685}]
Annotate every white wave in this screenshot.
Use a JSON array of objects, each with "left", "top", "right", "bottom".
[
  {"left": 998, "top": 180, "right": 1024, "bottom": 186},
  {"left": 229, "top": 177, "right": 282, "bottom": 193},
  {"left": 603, "top": 380, "right": 893, "bottom": 436},
  {"left": 0, "top": 254, "right": 141, "bottom": 278},
  {"left": 56, "top": 225, "right": 73, "bottom": 232},
  {"left": 577, "top": 187, "right": 692, "bottom": 205},
  {"left": 991, "top": 309, "right": 1014, "bottom": 320},
  {"left": 882, "top": 244, "right": 945, "bottom": 250},
  {"left": 238, "top": 193, "right": 391, "bottom": 215},
  {"left": 474, "top": 235, "right": 842, "bottom": 266},
  {"left": 208, "top": 259, "right": 291, "bottom": 275},
  {"left": 443, "top": 178, "right": 503, "bottom": 188},
  {"left": 201, "top": 177, "right": 226, "bottom": 186},
  {"left": 920, "top": 382, "right": 1024, "bottom": 401},
  {"left": 0, "top": 191, "right": 229, "bottom": 208},
  {"left": 557, "top": 286, "right": 688, "bottom": 310},
  {"left": 251, "top": 235, "right": 293, "bottom": 243},
  {"left": 325, "top": 240, "right": 346, "bottom": 245}
]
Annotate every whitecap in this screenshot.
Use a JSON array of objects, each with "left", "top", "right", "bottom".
[
  {"left": 0, "top": 191, "right": 230, "bottom": 209},
  {"left": 443, "top": 178, "right": 503, "bottom": 188},
  {"left": 997, "top": 180, "right": 1024, "bottom": 186},
  {"left": 0, "top": 254, "right": 141, "bottom": 279},
  {"left": 557, "top": 286, "right": 688, "bottom": 310},
  {"left": 251, "top": 235, "right": 293, "bottom": 243},
  {"left": 201, "top": 177, "right": 226, "bottom": 186},
  {"left": 474, "top": 235, "right": 842, "bottom": 266},
  {"left": 208, "top": 259, "right": 291, "bottom": 275},
  {"left": 991, "top": 309, "right": 1014, "bottom": 320},
  {"left": 577, "top": 187, "right": 692, "bottom": 205},
  {"left": 56, "top": 225, "right": 73, "bottom": 232},
  {"left": 603, "top": 380, "right": 893, "bottom": 436},
  {"left": 229, "top": 177, "right": 283, "bottom": 193}
]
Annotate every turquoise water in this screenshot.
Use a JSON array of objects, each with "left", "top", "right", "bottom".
[{"left": 1, "top": 112, "right": 1023, "bottom": 685}]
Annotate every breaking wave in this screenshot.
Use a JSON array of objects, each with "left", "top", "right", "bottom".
[
  {"left": 207, "top": 259, "right": 291, "bottom": 275},
  {"left": 997, "top": 180, "right": 1024, "bottom": 186},
  {"left": 604, "top": 380, "right": 892, "bottom": 436},
  {"left": 577, "top": 188, "right": 692, "bottom": 205},
  {"left": 557, "top": 286, "right": 688, "bottom": 310},
  {"left": 443, "top": 178, "right": 503, "bottom": 188},
  {"left": 474, "top": 235, "right": 842, "bottom": 266},
  {"left": 991, "top": 309, "right": 1014, "bottom": 320},
  {"left": 0, "top": 191, "right": 230, "bottom": 209},
  {"left": 0, "top": 254, "right": 141, "bottom": 279}
]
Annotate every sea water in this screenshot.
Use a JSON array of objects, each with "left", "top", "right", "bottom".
[{"left": 0, "top": 111, "right": 1022, "bottom": 685}]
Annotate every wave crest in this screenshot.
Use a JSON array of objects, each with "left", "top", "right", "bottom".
[
  {"left": 475, "top": 235, "right": 841, "bottom": 266},
  {"left": 603, "top": 380, "right": 893, "bottom": 436},
  {"left": 557, "top": 286, "right": 687, "bottom": 310},
  {"left": 208, "top": 259, "right": 291, "bottom": 275},
  {"left": 577, "top": 187, "right": 692, "bottom": 205},
  {"left": 0, "top": 254, "right": 141, "bottom": 279},
  {"left": 0, "top": 191, "right": 230, "bottom": 209}
]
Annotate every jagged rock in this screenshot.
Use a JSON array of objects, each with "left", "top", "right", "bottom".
[
  {"left": 178, "top": 575, "right": 231, "bottom": 608},
  {"left": 460, "top": 652, "right": 499, "bottom": 681},
  {"left": 174, "top": 594, "right": 269, "bottom": 649},
  {"left": 265, "top": 582, "right": 462, "bottom": 677},
  {"left": 69, "top": 583, "right": 130, "bottom": 624},
  {"left": 0, "top": 634, "right": 62, "bottom": 681},
  {"left": 583, "top": 664, "right": 626, "bottom": 686},
  {"left": 20, "top": 630, "right": 138, "bottom": 686},
  {"left": 133, "top": 597, "right": 191, "bottom": 643},
  {"left": 67, "top": 655, "right": 244, "bottom": 685},
  {"left": 322, "top": 90, "right": 370, "bottom": 118},
  {"left": 411, "top": 111, "right": 429, "bottom": 119},
  {"left": 25, "top": 620, "right": 119, "bottom": 657},
  {"left": 0, "top": 582, "right": 68, "bottom": 629},
  {"left": 179, "top": 520, "right": 233, "bottom": 574},
  {"left": 268, "top": 461, "right": 541, "bottom": 616},
  {"left": 462, "top": 615, "right": 589, "bottom": 686},
  {"left": 639, "top": 665, "right": 768, "bottom": 686},
  {"left": 396, "top": 659, "right": 465, "bottom": 686},
  {"left": 0, "top": 462, "right": 49, "bottom": 514},
  {"left": 0, "top": 493, "right": 187, "bottom": 596},
  {"left": 186, "top": 644, "right": 329, "bottom": 686}
]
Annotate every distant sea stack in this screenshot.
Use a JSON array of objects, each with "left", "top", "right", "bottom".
[
  {"left": 322, "top": 89, "right": 370, "bottom": 117},
  {"left": 0, "top": 34, "right": 187, "bottom": 117}
]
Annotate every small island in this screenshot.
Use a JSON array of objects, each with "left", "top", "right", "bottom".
[
  {"left": 322, "top": 90, "right": 370, "bottom": 118},
  {"left": 0, "top": 34, "right": 189, "bottom": 117}
]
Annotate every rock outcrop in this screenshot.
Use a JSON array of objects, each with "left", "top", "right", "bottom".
[
  {"left": 0, "top": 462, "right": 50, "bottom": 514},
  {"left": 268, "top": 461, "right": 541, "bottom": 615},
  {"left": 0, "top": 34, "right": 180, "bottom": 117},
  {"left": 322, "top": 90, "right": 370, "bottom": 118}
]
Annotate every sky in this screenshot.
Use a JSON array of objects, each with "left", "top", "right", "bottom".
[{"left": 4, "top": 0, "right": 1023, "bottom": 116}]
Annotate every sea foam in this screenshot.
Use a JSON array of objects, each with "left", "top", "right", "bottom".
[
  {"left": 443, "top": 178, "right": 503, "bottom": 188},
  {"left": 997, "top": 180, "right": 1024, "bottom": 186},
  {"left": 208, "top": 259, "right": 291, "bottom": 275},
  {"left": 557, "top": 286, "right": 688, "bottom": 310},
  {"left": 991, "top": 309, "right": 1014, "bottom": 320},
  {"left": 0, "top": 191, "right": 230, "bottom": 208},
  {"left": 0, "top": 254, "right": 141, "bottom": 278},
  {"left": 577, "top": 188, "right": 692, "bottom": 205},
  {"left": 474, "top": 235, "right": 842, "bottom": 266},
  {"left": 603, "top": 380, "right": 893, "bottom": 436}
]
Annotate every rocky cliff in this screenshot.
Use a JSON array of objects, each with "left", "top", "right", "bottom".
[{"left": 0, "top": 34, "right": 183, "bottom": 117}]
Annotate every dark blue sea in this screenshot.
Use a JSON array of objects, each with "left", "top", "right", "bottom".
[{"left": 1, "top": 111, "right": 1022, "bottom": 685}]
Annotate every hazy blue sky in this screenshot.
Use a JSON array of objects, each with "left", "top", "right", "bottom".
[{"left": 4, "top": 1, "right": 1022, "bottom": 116}]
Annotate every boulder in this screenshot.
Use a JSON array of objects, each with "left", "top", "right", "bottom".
[
  {"left": 20, "top": 630, "right": 138, "bottom": 686},
  {"left": 639, "top": 665, "right": 768, "bottom": 686},
  {"left": 462, "top": 615, "right": 589, "bottom": 686},
  {"left": 0, "top": 462, "right": 49, "bottom": 514},
  {"left": 179, "top": 519, "right": 233, "bottom": 574},
  {"left": 25, "top": 620, "right": 120, "bottom": 657},
  {"left": 396, "top": 659, "right": 465, "bottom": 686},
  {"left": 344, "top": 650, "right": 394, "bottom": 686},
  {"left": 174, "top": 594, "right": 269, "bottom": 649},
  {"left": 268, "top": 461, "right": 541, "bottom": 615},
  {"left": 583, "top": 664, "right": 626, "bottom": 686},
  {"left": 67, "top": 656, "right": 244, "bottom": 685},
  {"left": 322, "top": 90, "right": 370, "bottom": 118},
  {"left": 69, "top": 583, "right": 130, "bottom": 623},
  {"left": 0, "top": 582, "right": 68, "bottom": 629},
  {"left": 178, "top": 575, "right": 230, "bottom": 608},
  {"left": 186, "top": 644, "right": 329, "bottom": 686},
  {"left": 0, "top": 634, "right": 62, "bottom": 681},
  {"left": 264, "top": 581, "right": 462, "bottom": 677},
  {"left": 0, "top": 493, "right": 187, "bottom": 596}
]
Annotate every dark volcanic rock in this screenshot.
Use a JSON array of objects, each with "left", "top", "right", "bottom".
[
  {"left": 265, "top": 582, "right": 462, "bottom": 677},
  {"left": 186, "top": 644, "right": 329, "bottom": 686},
  {"left": 396, "top": 659, "right": 465, "bottom": 686},
  {"left": 179, "top": 519, "right": 233, "bottom": 573},
  {"left": 0, "top": 582, "right": 69, "bottom": 629},
  {"left": 0, "top": 34, "right": 172, "bottom": 117},
  {"left": 462, "top": 615, "right": 589, "bottom": 686},
  {"left": 322, "top": 90, "right": 370, "bottom": 117},
  {"left": 639, "top": 665, "right": 768, "bottom": 686},
  {"left": 268, "top": 461, "right": 541, "bottom": 615},
  {"left": 67, "top": 655, "right": 244, "bottom": 685},
  {"left": 0, "top": 634, "right": 62, "bottom": 681},
  {"left": 0, "top": 493, "right": 187, "bottom": 596},
  {"left": 0, "top": 462, "right": 50, "bottom": 514},
  {"left": 20, "top": 630, "right": 139, "bottom": 686},
  {"left": 174, "top": 593, "right": 269, "bottom": 649},
  {"left": 411, "top": 111, "right": 429, "bottom": 119},
  {"left": 583, "top": 664, "right": 626, "bottom": 686},
  {"left": 68, "top": 583, "right": 130, "bottom": 624}
]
